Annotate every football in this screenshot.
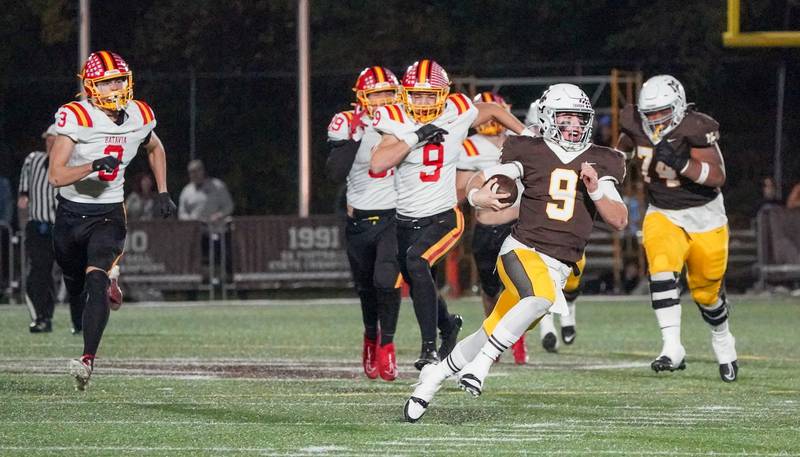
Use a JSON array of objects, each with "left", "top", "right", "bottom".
[{"left": 487, "top": 174, "right": 519, "bottom": 205}]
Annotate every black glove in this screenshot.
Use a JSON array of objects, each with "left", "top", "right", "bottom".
[
  {"left": 92, "top": 156, "right": 120, "bottom": 173},
  {"left": 654, "top": 140, "right": 689, "bottom": 172},
  {"left": 414, "top": 124, "right": 448, "bottom": 144},
  {"left": 157, "top": 192, "right": 177, "bottom": 218}
]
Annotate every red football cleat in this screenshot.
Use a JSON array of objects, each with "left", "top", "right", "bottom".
[
  {"left": 362, "top": 336, "right": 378, "bottom": 379},
  {"left": 511, "top": 334, "right": 529, "bottom": 365},
  {"left": 377, "top": 342, "right": 398, "bottom": 381},
  {"left": 108, "top": 278, "right": 123, "bottom": 311}
]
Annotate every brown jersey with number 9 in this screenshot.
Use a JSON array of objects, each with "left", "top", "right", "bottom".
[
  {"left": 621, "top": 104, "right": 720, "bottom": 210},
  {"left": 500, "top": 136, "right": 626, "bottom": 264}
]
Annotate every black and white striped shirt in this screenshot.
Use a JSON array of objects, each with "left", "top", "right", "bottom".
[{"left": 18, "top": 151, "right": 57, "bottom": 223}]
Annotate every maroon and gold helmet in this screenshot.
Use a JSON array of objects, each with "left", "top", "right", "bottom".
[
  {"left": 401, "top": 59, "right": 451, "bottom": 123},
  {"left": 353, "top": 66, "right": 400, "bottom": 116},
  {"left": 80, "top": 51, "right": 133, "bottom": 111},
  {"left": 473, "top": 92, "right": 511, "bottom": 136}
]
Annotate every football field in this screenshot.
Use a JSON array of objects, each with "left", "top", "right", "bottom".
[{"left": 1, "top": 296, "right": 798, "bottom": 456}]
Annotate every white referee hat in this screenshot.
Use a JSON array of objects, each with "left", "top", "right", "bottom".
[{"left": 41, "top": 123, "right": 57, "bottom": 138}]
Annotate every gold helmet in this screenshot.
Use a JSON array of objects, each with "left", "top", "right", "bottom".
[
  {"left": 473, "top": 92, "right": 510, "bottom": 136},
  {"left": 80, "top": 50, "right": 133, "bottom": 111},
  {"left": 352, "top": 66, "right": 401, "bottom": 116},
  {"left": 401, "top": 59, "right": 450, "bottom": 123}
]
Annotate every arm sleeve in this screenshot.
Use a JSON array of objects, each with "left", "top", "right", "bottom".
[
  {"left": 325, "top": 139, "right": 360, "bottom": 183},
  {"left": 18, "top": 154, "right": 32, "bottom": 194},
  {"left": 598, "top": 180, "right": 624, "bottom": 203}
]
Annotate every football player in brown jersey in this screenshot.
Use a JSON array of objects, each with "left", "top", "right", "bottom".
[
  {"left": 404, "top": 84, "right": 627, "bottom": 422},
  {"left": 617, "top": 75, "right": 737, "bottom": 382}
]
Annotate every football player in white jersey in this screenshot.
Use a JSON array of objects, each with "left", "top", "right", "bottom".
[
  {"left": 48, "top": 51, "right": 177, "bottom": 391},
  {"left": 370, "top": 59, "right": 531, "bottom": 370},
  {"left": 455, "top": 92, "right": 529, "bottom": 364},
  {"left": 325, "top": 66, "right": 403, "bottom": 381}
]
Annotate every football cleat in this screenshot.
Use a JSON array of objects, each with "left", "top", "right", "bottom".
[
  {"left": 719, "top": 361, "right": 738, "bottom": 382},
  {"left": 403, "top": 363, "right": 446, "bottom": 422},
  {"left": 108, "top": 278, "right": 123, "bottom": 311},
  {"left": 69, "top": 357, "right": 93, "bottom": 391},
  {"left": 511, "top": 334, "right": 528, "bottom": 365},
  {"left": 377, "top": 342, "right": 398, "bottom": 381},
  {"left": 362, "top": 336, "right": 379, "bottom": 379},
  {"left": 29, "top": 319, "right": 52, "bottom": 333},
  {"left": 650, "top": 356, "right": 687, "bottom": 373},
  {"left": 438, "top": 314, "right": 462, "bottom": 359},
  {"left": 414, "top": 345, "right": 440, "bottom": 371},
  {"left": 541, "top": 331, "right": 558, "bottom": 353},
  {"left": 561, "top": 325, "right": 576, "bottom": 345},
  {"left": 458, "top": 355, "right": 493, "bottom": 398}
]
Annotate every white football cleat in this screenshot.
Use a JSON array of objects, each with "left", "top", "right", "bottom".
[
  {"left": 69, "top": 358, "right": 93, "bottom": 391},
  {"left": 458, "top": 354, "right": 493, "bottom": 397},
  {"left": 403, "top": 364, "right": 446, "bottom": 423}
]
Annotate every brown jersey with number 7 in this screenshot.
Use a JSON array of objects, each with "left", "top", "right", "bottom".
[{"left": 500, "top": 135, "right": 626, "bottom": 264}]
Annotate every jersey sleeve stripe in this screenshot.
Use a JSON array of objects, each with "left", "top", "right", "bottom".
[
  {"left": 386, "top": 105, "right": 402, "bottom": 122},
  {"left": 482, "top": 92, "right": 493, "bottom": 102},
  {"left": 98, "top": 51, "right": 116, "bottom": 71},
  {"left": 65, "top": 103, "right": 93, "bottom": 127},
  {"left": 449, "top": 94, "right": 468, "bottom": 115},
  {"left": 342, "top": 111, "right": 354, "bottom": 123},
  {"left": 421, "top": 208, "right": 464, "bottom": 264},
  {"left": 463, "top": 139, "right": 479, "bottom": 157},
  {"left": 133, "top": 100, "right": 154, "bottom": 124}
]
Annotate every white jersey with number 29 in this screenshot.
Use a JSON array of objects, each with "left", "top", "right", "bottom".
[{"left": 372, "top": 93, "right": 478, "bottom": 218}]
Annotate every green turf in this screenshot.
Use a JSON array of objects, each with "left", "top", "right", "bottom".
[{"left": 1, "top": 297, "right": 798, "bottom": 456}]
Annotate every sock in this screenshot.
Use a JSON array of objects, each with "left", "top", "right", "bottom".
[
  {"left": 439, "top": 329, "right": 488, "bottom": 377},
  {"left": 561, "top": 300, "right": 577, "bottom": 327},
  {"left": 357, "top": 290, "right": 379, "bottom": 341},
  {"left": 655, "top": 305, "right": 682, "bottom": 349},
  {"left": 376, "top": 288, "right": 401, "bottom": 346},
  {"left": 81, "top": 270, "right": 111, "bottom": 356},
  {"left": 539, "top": 312, "right": 556, "bottom": 337},
  {"left": 108, "top": 265, "right": 120, "bottom": 280}
]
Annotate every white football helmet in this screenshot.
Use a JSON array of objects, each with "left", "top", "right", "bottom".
[
  {"left": 638, "top": 75, "right": 687, "bottom": 141},
  {"left": 536, "top": 84, "right": 594, "bottom": 151}
]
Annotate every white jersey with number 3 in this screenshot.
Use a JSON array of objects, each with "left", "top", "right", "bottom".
[
  {"left": 373, "top": 94, "right": 478, "bottom": 217},
  {"left": 326, "top": 110, "right": 396, "bottom": 210},
  {"left": 54, "top": 99, "right": 156, "bottom": 204}
]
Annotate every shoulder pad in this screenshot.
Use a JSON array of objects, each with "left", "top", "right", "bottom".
[
  {"left": 372, "top": 104, "right": 412, "bottom": 136},
  {"left": 680, "top": 110, "right": 720, "bottom": 147},
  {"left": 447, "top": 93, "right": 474, "bottom": 116},
  {"left": 500, "top": 135, "right": 537, "bottom": 164},
  {"left": 132, "top": 100, "right": 156, "bottom": 125},
  {"left": 59, "top": 102, "right": 93, "bottom": 128}
]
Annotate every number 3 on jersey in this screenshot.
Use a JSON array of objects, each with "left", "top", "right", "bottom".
[
  {"left": 99, "top": 145, "right": 123, "bottom": 181},
  {"left": 420, "top": 143, "right": 444, "bottom": 182},
  {"left": 546, "top": 168, "right": 578, "bottom": 221}
]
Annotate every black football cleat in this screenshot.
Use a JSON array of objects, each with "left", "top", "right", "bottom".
[
  {"left": 29, "top": 319, "right": 52, "bottom": 333},
  {"left": 561, "top": 325, "right": 576, "bottom": 345},
  {"left": 438, "top": 314, "right": 463, "bottom": 359},
  {"left": 541, "top": 332, "right": 558, "bottom": 353},
  {"left": 414, "top": 346, "right": 440, "bottom": 371},
  {"left": 651, "top": 355, "right": 687, "bottom": 373},
  {"left": 719, "top": 361, "right": 738, "bottom": 382},
  {"left": 458, "top": 373, "right": 483, "bottom": 397}
]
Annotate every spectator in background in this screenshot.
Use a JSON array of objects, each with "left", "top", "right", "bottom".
[
  {"left": 593, "top": 114, "right": 613, "bottom": 147},
  {"left": 756, "top": 177, "right": 782, "bottom": 212},
  {"left": 178, "top": 159, "right": 233, "bottom": 225},
  {"left": 126, "top": 172, "right": 158, "bottom": 220},
  {"left": 785, "top": 181, "right": 800, "bottom": 210},
  {"left": 17, "top": 125, "right": 64, "bottom": 333}
]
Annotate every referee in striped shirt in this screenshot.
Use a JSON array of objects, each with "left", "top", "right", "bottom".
[{"left": 18, "top": 124, "right": 65, "bottom": 333}]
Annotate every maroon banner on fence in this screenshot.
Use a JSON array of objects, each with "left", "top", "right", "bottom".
[
  {"left": 119, "top": 220, "right": 204, "bottom": 284},
  {"left": 231, "top": 215, "right": 351, "bottom": 284}
]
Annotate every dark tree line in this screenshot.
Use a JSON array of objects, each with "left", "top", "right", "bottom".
[{"left": 1, "top": 0, "right": 797, "bottom": 224}]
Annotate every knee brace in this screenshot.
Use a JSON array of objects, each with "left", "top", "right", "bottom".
[
  {"left": 649, "top": 272, "right": 679, "bottom": 310},
  {"left": 697, "top": 294, "right": 729, "bottom": 327}
]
